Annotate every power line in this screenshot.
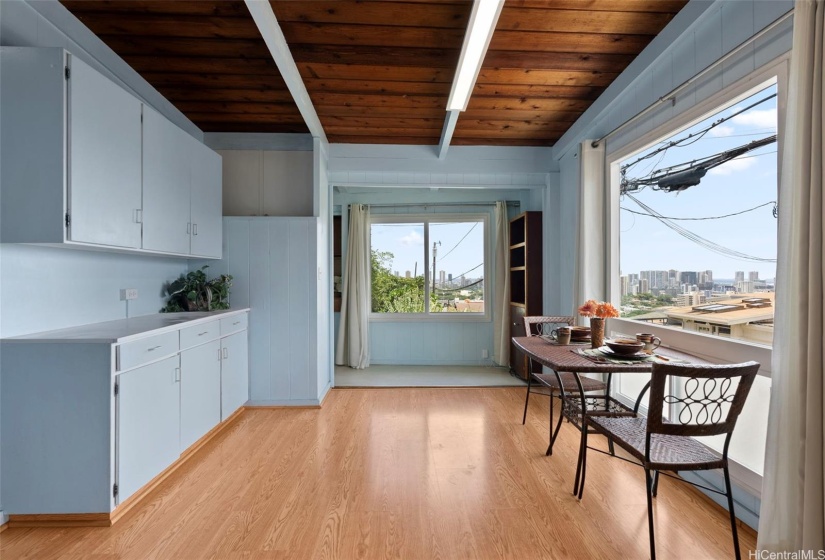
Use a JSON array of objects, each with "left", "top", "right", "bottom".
[
  {"left": 437, "top": 222, "right": 478, "bottom": 262},
  {"left": 620, "top": 200, "right": 776, "bottom": 221},
  {"left": 622, "top": 92, "right": 777, "bottom": 173},
  {"left": 626, "top": 194, "right": 776, "bottom": 263}
]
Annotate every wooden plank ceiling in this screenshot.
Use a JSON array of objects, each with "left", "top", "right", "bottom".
[
  {"left": 61, "top": 0, "right": 688, "bottom": 146},
  {"left": 60, "top": 0, "right": 309, "bottom": 134}
]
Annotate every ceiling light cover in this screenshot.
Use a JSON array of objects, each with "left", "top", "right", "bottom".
[{"left": 446, "top": 0, "right": 504, "bottom": 112}]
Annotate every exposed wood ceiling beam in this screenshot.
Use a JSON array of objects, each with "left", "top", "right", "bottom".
[
  {"left": 243, "top": 0, "right": 326, "bottom": 142},
  {"left": 438, "top": 111, "right": 461, "bottom": 159}
]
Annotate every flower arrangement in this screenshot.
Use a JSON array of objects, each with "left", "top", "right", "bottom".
[{"left": 578, "top": 299, "right": 619, "bottom": 318}]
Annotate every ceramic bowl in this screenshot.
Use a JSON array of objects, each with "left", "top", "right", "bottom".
[{"left": 605, "top": 338, "right": 646, "bottom": 355}]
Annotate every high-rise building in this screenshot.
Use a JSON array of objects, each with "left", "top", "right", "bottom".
[
  {"left": 448, "top": 273, "right": 453, "bottom": 282},
  {"left": 680, "top": 271, "right": 697, "bottom": 285},
  {"left": 749, "top": 271, "right": 759, "bottom": 281},
  {"left": 439, "top": 270, "right": 446, "bottom": 286},
  {"left": 405, "top": 270, "right": 411, "bottom": 278},
  {"left": 620, "top": 276, "right": 629, "bottom": 296},
  {"left": 735, "top": 271, "right": 745, "bottom": 282},
  {"left": 640, "top": 278, "right": 650, "bottom": 293}
]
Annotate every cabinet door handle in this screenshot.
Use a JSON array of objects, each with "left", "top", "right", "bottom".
[
  {"left": 174, "top": 368, "right": 181, "bottom": 382},
  {"left": 232, "top": 321, "right": 240, "bottom": 326},
  {"left": 217, "top": 349, "right": 222, "bottom": 361},
  {"left": 223, "top": 348, "right": 228, "bottom": 359},
  {"left": 193, "top": 223, "right": 198, "bottom": 236},
  {"left": 134, "top": 209, "right": 143, "bottom": 224},
  {"left": 198, "top": 331, "right": 209, "bottom": 336},
  {"left": 147, "top": 345, "right": 162, "bottom": 352},
  {"left": 187, "top": 222, "right": 191, "bottom": 234}
]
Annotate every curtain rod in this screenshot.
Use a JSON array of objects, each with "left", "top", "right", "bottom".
[
  {"left": 362, "top": 201, "right": 520, "bottom": 209},
  {"left": 591, "top": 9, "right": 793, "bottom": 148}
]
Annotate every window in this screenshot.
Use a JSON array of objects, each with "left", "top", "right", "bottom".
[
  {"left": 608, "top": 64, "right": 787, "bottom": 488},
  {"left": 615, "top": 81, "right": 779, "bottom": 346},
  {"left": 370, "top": 215, "right": 488, "bottom": 318}
]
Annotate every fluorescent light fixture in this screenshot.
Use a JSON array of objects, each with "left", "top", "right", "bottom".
[{"left": 446, "top": 0, "right": 504, "bottom": 112}]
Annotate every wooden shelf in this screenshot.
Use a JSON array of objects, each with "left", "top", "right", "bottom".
[{"left": 508, "top": 211, "right": 542, "bottom": 380}]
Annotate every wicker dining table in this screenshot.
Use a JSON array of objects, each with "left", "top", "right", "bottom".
[{"left": 511, "top": 335, "right": 708, "bottom": 495}]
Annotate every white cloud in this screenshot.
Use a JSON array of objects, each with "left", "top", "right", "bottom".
[
  {"left": 400, "top": 230, "right": 423, "bottom": 246},
  {"left": 708, "top": 156, "right": 757, "bottom": 176},
  {"left": 731, "top": 107, "right": 777, "bottom": 129},
  {"left": 708, "top": 124, "right": 735, "bottom": 137}
]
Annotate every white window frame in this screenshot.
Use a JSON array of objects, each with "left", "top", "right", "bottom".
[
  {"left": 604, "top": 55, "right": 789, "bottom": 497},
  {"left": 369, "top": 213, "right": 491, "bottom": 322}
]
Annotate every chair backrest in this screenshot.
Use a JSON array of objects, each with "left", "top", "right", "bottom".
[
  {"left": 646, "top": 361, "right": 760, "bottom": 438},
  {"left": 523, "top": 316, "right": 575, "bottom": 337}
]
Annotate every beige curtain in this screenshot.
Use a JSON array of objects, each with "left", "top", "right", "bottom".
[
  {"left": 574, "top": 141, "right": 607, "bottom": 316},
  {"left": 335, "top": 204, "right": 371, "bottom": 369},
  {"left": 758, "top": 0, "right": 824, "bottom": 551},
  {"left": 493, "top": 201, "right": 510, "bottom": 366}
]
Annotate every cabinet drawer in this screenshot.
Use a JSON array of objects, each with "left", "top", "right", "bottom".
[
  {"left": 180, "top": 320, "right": 220, "bottom": 350},
  {"left": 118, "top": 331, "right": 179, "bottom": 371},
  {"left": 220, "top": 314, "right": 247, "bottom": 336}
]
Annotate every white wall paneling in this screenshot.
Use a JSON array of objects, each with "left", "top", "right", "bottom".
[{"left": 198, "top": 217, "right": 323, "bottom": 406}]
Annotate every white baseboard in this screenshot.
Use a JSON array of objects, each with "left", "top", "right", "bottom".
[{"left": 246, "top": 399, "right": 321, "bottom": 407}]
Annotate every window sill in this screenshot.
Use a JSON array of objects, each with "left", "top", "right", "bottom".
[{"left": 370, "top": 313, "right": 491, "bottom": 323}]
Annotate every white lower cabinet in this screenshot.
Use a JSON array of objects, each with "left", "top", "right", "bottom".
[
  {"left": 180, "top": 339, "right": 222, "bottom": 451},
  {"left": 117, "top": 355, "right": 181, "bottom": 502},
  {"left": 1, "top": 310, "right": 249, "bottom": 517},
  {"left": 220, "top": 331, "right": 249, "bottom": 420}
]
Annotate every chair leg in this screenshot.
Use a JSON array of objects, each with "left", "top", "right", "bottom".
[
  {"left": 723, "top": 465, "right": 742, "bottom": 560},
  {"left": 607, "top": 436, "right": 615, "bottom": 456},
  {"left": 652, "top": 470, "right": 660, "bottom": 497},
  {"left": 644, "top": 468, "right": 657, "bottom": 560},
  {"left": 522, "top": 374, "right": 532, "bottom": 425}
]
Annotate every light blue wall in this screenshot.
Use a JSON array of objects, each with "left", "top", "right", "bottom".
[{"left": 0, "top": 245, "right": 187, "bottom": 338}]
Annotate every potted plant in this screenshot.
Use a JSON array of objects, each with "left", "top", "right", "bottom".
[{"left": 160, "top": 266, "right": 233, "bottom": 312}]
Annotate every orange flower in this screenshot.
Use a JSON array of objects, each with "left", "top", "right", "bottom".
[
  {"left": 578, "top": 299, "right": 598, "bottom": 317},
  {"left": 579, "top": 300, "right": 619, "bottom": 318},
  {"left": 596, "top": 302, "right": 619, "bottom": 318}
]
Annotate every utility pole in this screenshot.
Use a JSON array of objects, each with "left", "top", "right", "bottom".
[{"left": 432, "top": 241, "right": 440, "bottom": 292}]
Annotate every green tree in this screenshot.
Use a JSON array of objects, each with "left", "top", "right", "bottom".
[{"left": 371, "top": 250, "right": 436, "bottom": 313}]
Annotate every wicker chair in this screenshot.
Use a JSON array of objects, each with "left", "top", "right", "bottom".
[
  {"left": 581, "top": 361, "right": 760, "bottom": 560},
  {"left": 521, "top": 316, "right": 608, "bottom": 456}
]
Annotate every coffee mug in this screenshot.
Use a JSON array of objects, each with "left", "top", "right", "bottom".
[
  {"left": 552, "top": 327, "right": 572, "bottom": 345},
  {"left": 636, "top": 333, "right": 661, "bottom": 352}
]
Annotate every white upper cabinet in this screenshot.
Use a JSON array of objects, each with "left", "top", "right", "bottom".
[
  {"left": 141, "top": 107, "right": 192, "bottom": 254},
  {"left": 0, "top": 47, "right": 222, "bottom": 259},
  {"left": 67, "top": 55, "right": 143, "bottom": 249},
  {"left": 190, "top": 141, "right": 223, "bottom": 258}
]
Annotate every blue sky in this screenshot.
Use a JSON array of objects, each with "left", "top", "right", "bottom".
[
  {"left": 371, "top": 221, "right": 485, "bottom": 283},
  {"left": 619, "top": 83, "right": 778, "bottom": 280}
]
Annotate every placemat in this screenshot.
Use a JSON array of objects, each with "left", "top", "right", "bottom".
[
  {"left": 539, "top": 336, "right": 591, "bottom": 346},
  {"left": 575, "top": 347, "right": 690, "bottom": 365}
]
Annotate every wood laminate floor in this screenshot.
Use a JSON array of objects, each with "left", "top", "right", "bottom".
[{"left": 0, "top": 388, "right": 756, "bottom": 559}]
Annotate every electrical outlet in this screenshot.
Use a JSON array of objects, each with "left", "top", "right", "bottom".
[
  {"left": 120, "top": 288, "right": 139, "bottom": 301},
  {"left": 481, "top": 349, "right": 489, "bottom": 359}
]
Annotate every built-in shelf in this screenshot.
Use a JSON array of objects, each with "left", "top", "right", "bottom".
[{"left": 509, "top": 211, "right": 542, "bottom": 380}]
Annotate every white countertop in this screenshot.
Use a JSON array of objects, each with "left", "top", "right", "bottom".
[{"left": 1, "top": 309, "right": 250, "bottom": 344}]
